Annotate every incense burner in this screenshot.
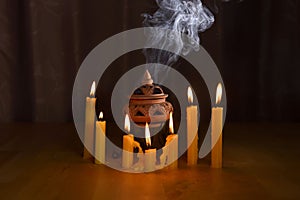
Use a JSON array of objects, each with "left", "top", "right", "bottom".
[{"left": 128, "top": 71, "right": 173, "bottom": 127}]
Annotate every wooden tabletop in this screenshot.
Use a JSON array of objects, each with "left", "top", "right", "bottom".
[{"left": 0, "top": 123, "right": 299, "bottom": 200}]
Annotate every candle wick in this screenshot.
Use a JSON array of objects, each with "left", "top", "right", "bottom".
[{"left": 146, "top": 141, "right": 151, "bottom": 149}]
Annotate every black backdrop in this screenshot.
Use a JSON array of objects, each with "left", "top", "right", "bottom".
[{"left": 0, "top": 0, "right": 299, "bottom": 123}]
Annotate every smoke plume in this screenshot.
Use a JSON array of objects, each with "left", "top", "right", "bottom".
[{"left": 143, "top": 0, "right": 215, "bottom": 67}]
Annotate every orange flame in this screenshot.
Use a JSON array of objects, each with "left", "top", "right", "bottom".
[
  {"left": 145, "top": 123, "right": 151, "bottom": 147},
  {"left": 90, "top": 81, "right": 96, "bottom": 96},
  {"left": 169, "top": 112, "right": 174, "bottom": 134},
  {"left": 216, "top": 83, "right": 223, "bottom": 105},
  {"left": 124, "top": 114, "right": 130, "bottom": 133},
  {"left": 187, "top": 86, "right": 193, "bottom": 104}
]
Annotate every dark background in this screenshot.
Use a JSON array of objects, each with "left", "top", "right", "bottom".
[{"left": 0, "top": 0, "right": 299, "bottom": 123}]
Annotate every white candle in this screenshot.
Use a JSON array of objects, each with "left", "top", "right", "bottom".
[
  {"left": 166, "top": 134, "right": 178, "bottom": 169},
  {"left": 160, "top": 112, "right": 175, "bottom": 168},
  {"left": 144, "top": 149, "right": 156, "bottom": 172},
  {"left": 160, "top": 145, "right": 169, "bottom": 167},
  {"left": 144, "top": 123, "right": 156, "bottom": 172},
  {"left": 83, "top": 81, "right": 96, "bottom": 160},
  {"left": 122, "top": 114, "right": 134, "bottom": 169},
  {"left": 211, "top": 83, "right": 223, "bottom": 168},
  {"left": 167, "top": 112, "right": 178, "bottom": 169},
  {"left": 187, "top": 87, "right": 198, "bottom": 165},
  {"left": 95, "top": 112, "right": 106, "bottom": 165}
]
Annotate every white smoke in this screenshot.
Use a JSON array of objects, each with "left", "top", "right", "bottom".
[{"left": 143, "top": 0, "right": 214, "bottom": 67}]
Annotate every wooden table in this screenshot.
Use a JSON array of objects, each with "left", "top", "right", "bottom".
[{"left": 0, "top": 123, "right": 299, "bottom": 199}]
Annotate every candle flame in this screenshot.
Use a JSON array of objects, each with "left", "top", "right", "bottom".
[
  {"left": 90, "top": 81, "right": 96, "bottom": 96},
  {"left": 145, "top": 123, "right": 151, "bottom": 147},
  {"left": 169, "top": 112, "right": 174, "bottom": 134},
  {"left": 216, "top": 83, "right": 223, "bottom": 105},
  {"left": 124, "top": 114, "right": 130, "bottom": 133},
  {"left": 187, "top": 86, "right": 193, "bottom": 104},
  {"left": 99, "top": 112, "right": 103, "bottom": 120}
]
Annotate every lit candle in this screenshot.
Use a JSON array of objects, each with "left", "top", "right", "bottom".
[
  {"left": 211, "top": 83, "right": 223, "bottom": 168},
  {"left": 144, "top": 123, "right": 156, "bottom": 172},
  {"left": 83, "top": 81, "right": 96, "bottom": 160},
  {"left": 159, "top": 112, "right": 176, "bottom": 167},
  {"left": 169, "top": 111, "right": 174, "bottom": 134},
  {"left": 187, "top": 86, "right": 198, "bottom": 165},
  {"left": 95, "top": 112, "right": 106, "bottom": 165},
  {"left": 166, "top": 112, "right": 178, "bottom": 169},
  {"left": 122, "top": 114, "right": 134, "bottom": 169}
]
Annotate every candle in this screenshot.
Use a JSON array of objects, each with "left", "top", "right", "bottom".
[
  {"left": 166, "top": 112, "right": 178, "bottom": 169},
  {"left": 95, "top": 112, "right": 106, "bottom": 165},
  {"left": 144, "top": 123, "right": 156, "bottom": 172},
  {"left": 169, "top": 111, "right": 174, "bottom": 134},
  {"left": 160, "top": 145, "right": 168, "bottom": 167},
  {"left": 187, "top": 86, "right": 198, "bottom": 165},
  {"left": 211, "top": 83, "right": 223, "bottom": 168},
  {"left": 160, "top": 112, "right": 175, "bottom": 168},
  {"left": 122, "top": 114, "right": 134, "bottom": 169},
  {"left": 83, "top": 81, "right": 96, "bottom": 160}
]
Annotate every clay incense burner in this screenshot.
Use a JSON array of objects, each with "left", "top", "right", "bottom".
[{"left": 128, "top": 70, "right": 173, "bottom": 127}]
